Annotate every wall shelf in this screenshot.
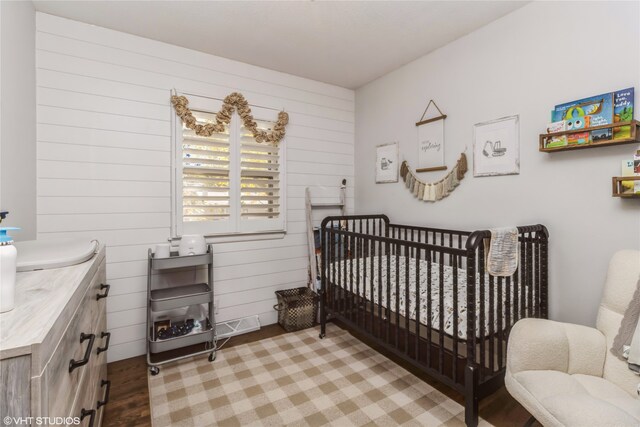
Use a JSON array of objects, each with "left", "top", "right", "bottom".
[
  {"left": 539, "top": 120, "right": 640, "bottom": 153},
  {"left": 612, "top": 176, "right": 640, "bottom": 198}
]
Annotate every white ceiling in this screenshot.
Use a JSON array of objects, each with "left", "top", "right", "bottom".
[{"left": 33, "top": 1, "right": 527, "bottom": 89}]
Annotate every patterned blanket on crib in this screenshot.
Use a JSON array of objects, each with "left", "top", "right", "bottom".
[{"left": 328, "top": 255, "right": 529, "bottom": 339}]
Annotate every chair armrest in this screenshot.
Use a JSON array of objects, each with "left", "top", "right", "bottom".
[{"left": 507, "top": 318, "right": 607, "bottom": 377}]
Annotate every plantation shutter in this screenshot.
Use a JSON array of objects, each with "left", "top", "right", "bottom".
[
  {"left": 240, "top": 119, "right": 280, "bottom": 222},
  {"left": 174, "top": 93, "right": 285, "bottom": 236},
  {"left": 180, "top": 109, "right": 232, "bottom": 233}
]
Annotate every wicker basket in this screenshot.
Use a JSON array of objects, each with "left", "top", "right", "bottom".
[{"left": 274, "top": 287, "right": 319, "bottom": 332}]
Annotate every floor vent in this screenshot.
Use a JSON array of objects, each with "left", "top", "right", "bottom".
[{"left": 215, "top": 315, "right": 261, "bottom": 340}]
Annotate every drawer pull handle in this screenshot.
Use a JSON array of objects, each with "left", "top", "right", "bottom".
[
  {"left": 97, "top": 331, "right": 111, "bottom": 354},
  {"left": 80, "top": 408, "right": 95, "bottom": 427},
  {"left": 97, "top": 379, "right": 111, "bottom": 409},
  {"left": 96, "top": 283, "right": 110, "bottom": 300},
  {"left": 69, "top": 333, "right": 95, "bottom": 373}
]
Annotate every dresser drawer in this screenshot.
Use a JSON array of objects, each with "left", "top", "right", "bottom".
[
  {"left": 46, "top": 259, "right": 106, "bottom": 418},
  {"left": 69, "top": 308, "right": 108, "bottom": 427}
]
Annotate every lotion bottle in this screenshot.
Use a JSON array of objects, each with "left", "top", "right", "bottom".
[{"left": 0, "top": 227, "right": 19, "bottom": 313}]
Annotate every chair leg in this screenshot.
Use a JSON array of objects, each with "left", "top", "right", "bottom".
[{"left": 465, "top": 364, "right": 479, "bottom": 427}]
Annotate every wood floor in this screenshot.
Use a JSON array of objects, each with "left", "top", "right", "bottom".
[{"left": 103, "top": 323, "right": 538, "bottom": 427}]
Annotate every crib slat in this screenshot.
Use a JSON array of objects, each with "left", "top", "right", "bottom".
[
  {"left": 479, "top": 243, "right": 486, "bottom": 376},
  {"left": 386, "top": 241, "right": 391, "bottom": 344},
  {"left": 378, "top": 239, "right": 383, "bottom": 339},
  {"left": 505, "top": 276, "right": 512, "bottom": 335},
  {"left": 513, "top": 254, "right": 520, "bottom": 326},
  {"left": 527, "top": 232, "right": 532, "bottom": 319},
  {"left": 541, "top": 231, "right": 549, "bottom": 319},
  {"left": 426, "top": 249, "right": 432, "bottom": 369},
  {"left": 438, "top": 253, "right": 445, "bottom": 375},
  {"left": 519, "top": 235, "right": 525, "bottom": 323},
  {"left": 356, "top": 234, "right": 361, "bottom": 329},
  {"left": 489, "top": 274, "right": 495, "bottom": 374},
  {"left": 452, "top": 255, "right": 459, "bottom": 383},
  {"left": 396, "top": 243, "right": 400, "bottom": 349},
  {"left": 347, "top": 237, "right": 357, "bottom": 322},
  {"left": 415, "top": 248, "right": 421, "bottom": 363},
  {"left": 330, "top": 223, "right": 336, "bottom": 312},
  {"left": 497, "top": 276, "right": 503, "bottom": 370},
  {"left": 370, "top": 232, "right": 376, "bottom": 335},
  {"left": 405, "top": 250, "right": 410, "bottom": 354},
  {"left": 466, "top": 244, "right": 478, "bottom": 384},
  {"left": 536, "top": 234, "right": 541, "bottom": 318}
]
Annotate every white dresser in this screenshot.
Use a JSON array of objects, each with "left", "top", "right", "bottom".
[{"left": 0, "top": 246, "right": 109, "bottom": 427}]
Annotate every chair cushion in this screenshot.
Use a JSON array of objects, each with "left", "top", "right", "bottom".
[{"left": 511, "top": 370, "right": 640, "bottom": 426}]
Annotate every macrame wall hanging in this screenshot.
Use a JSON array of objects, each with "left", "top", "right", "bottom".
[
  {"left": 171, "top": 92, "right": 289, "bottom": 144},
  {"left": 400, "top": 153, "right": 468, "bottom": 202}
]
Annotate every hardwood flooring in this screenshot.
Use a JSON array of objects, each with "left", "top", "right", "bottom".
[{"left": 103, "top": 323, "right": 538, "bottom": 427}]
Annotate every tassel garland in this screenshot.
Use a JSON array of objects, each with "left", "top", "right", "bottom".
[{"left": 400, "top": 153, "right": 467, "bottom": 202}]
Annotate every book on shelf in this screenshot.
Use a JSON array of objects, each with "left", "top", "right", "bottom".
[
  {"left": 613, "top": 87, "right": 635, "bottom": 140},
  {"left": 552, "top": 92, "right": 614, "bottom": 127}
]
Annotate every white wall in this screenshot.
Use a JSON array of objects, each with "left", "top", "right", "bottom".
[
  {"left": 35, "top": 13, "right": 354, "bottom": 362},
  {"left": 0, "top": 1, "right": 36, "bottom": 240},
  {"left": 355, "top": 1, "right": 640, "bottom": 327}
]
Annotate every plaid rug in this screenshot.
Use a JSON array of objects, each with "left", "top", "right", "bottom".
[{"left": 148, "top": 324, "right": 491, "bottom": 426}]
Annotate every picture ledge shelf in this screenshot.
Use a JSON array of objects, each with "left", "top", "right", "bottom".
[
  {"left": 612, "top": 176, "right": 640, "bottom": 198},
  {"left": 539, "top": 120, "right": 640, "bottom": 153}
]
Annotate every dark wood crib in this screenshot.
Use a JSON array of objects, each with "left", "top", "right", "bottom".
[{"left": 318, "top": 215, "right": 548, "bottom": 427}]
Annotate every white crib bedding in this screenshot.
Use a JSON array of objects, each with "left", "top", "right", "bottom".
[{"left": 327, "top": 255, "right": 527, "bottom": 340}]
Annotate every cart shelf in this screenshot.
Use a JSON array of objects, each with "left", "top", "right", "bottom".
[
  {"left": 150, "top": 283, "right": 212, "bottom": 311},
  {"left": 148, "top": 319, "right": 214, "bottom": 353},
  {"left": 151, "top": 251, "right": 213, "bottom": 270}
]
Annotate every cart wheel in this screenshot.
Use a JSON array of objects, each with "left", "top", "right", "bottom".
[
  {"left": 149, "top": 366, "right": 160, "bottom": 376},
  {"left": 319, "top": 333, "right": 325, "bottom": 339},
  {"left": 208, "top": 351, "right": 216, "bottom": 362}
]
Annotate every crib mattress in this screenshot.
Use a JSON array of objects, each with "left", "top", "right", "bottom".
[{"left": 328, "top": 255, "right": 526, "bottom": 339}]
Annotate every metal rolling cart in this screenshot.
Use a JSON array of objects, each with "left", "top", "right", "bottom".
[{"left": 146, "top": 244, "right": 216, "bottom": 375}]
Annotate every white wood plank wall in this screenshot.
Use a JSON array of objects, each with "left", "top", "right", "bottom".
[{"left": 35, "top": 13, "right": 355, "bottom": 362}]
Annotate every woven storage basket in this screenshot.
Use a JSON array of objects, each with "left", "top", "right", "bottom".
[{"left": 274, "top": 287, "right": 319, "bottom": 332}]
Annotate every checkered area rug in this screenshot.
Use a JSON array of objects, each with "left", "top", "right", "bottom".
[{"left": 148, "top": 324, "right": 492, "bottom": 426}]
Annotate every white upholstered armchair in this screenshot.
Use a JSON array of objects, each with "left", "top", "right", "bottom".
[{"left": 506, "top": 250, "right": 640, "bottom": 426}]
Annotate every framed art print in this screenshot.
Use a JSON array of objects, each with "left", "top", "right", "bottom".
[
  {"left": 375, "top": 142, "right": 398, "bottom": 183},
  {"left": 473, "top": 115, "right": 520, "bottom": 177},
  {"left": 417, "top": 118, "right": 445, "bottom": 171}
]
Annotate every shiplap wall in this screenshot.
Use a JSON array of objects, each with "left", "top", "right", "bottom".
[{"left": 35, "top": 13, "right": 354, "bottom": 362}]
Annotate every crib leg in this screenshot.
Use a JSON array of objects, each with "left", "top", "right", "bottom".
[
  {"left": 465, "top": 364, "right": 479, "bottom": 427},
  {"left": 319, "top": 289, "right": 326, "bottom": 339}
]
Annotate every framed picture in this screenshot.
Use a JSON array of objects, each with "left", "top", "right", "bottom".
[
  {"left": 473, "top": 115, "right": 520, "bottom": 177},
  {"left": 417, "top": 119, "right": 445, "bottom": 171},
  {"left": 375, "top": 142, "right": 398, "bottom": 183}
]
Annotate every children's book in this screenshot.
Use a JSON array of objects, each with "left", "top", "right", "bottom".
[
  {"left": 591, "top": 127, "right": 612, "bottom": 143},
  {"left": 552, "top": 92, "right": 614, "bottom": 127},
  {"left": 567, "top": 131, "right": 590, "bottom": 145},
  {"left": 613, "top": 87, "right": 634, "bottom": 139}
]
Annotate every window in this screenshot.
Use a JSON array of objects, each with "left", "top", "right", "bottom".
[{"left": 173, "top": 94, "right": 285, "bottom": 237}]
